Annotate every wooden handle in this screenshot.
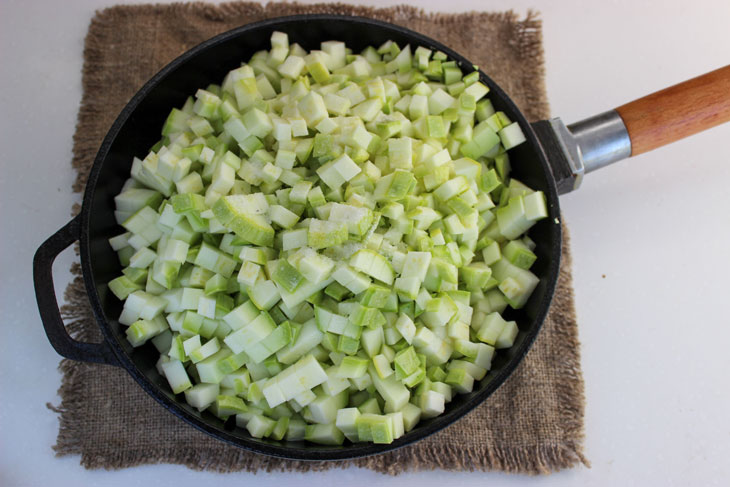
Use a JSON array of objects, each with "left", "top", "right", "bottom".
[{"left": 615, "top": 65, "right": 730, "bottom": 155}]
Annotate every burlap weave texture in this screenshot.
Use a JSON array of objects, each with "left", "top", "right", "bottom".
[{"left": 52, "top": 2, "right": 586, "bottom": 475}]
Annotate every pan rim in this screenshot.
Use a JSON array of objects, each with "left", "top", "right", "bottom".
[{"left": 78, "top": 14, "right": 562, "bottom": 461}]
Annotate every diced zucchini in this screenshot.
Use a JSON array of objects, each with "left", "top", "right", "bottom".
[{"left": 111, "top": 36, "right": 546, "bottom": 445}]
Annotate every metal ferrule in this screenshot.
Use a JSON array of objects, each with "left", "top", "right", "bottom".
[
  {"left": 548, "top": 110, "right": 632, "bottom": 191},
  {"left": 568, "top": 110, "right": 632, "bottom": 174}
]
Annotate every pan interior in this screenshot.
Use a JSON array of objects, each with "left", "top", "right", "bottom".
[{"left": 81, "top": 16, "right": 561, "bottom": 459}]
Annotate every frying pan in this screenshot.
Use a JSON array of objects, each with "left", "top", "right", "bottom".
[{"left": 33, "top": 15, "right": 730, "bottom": 461}]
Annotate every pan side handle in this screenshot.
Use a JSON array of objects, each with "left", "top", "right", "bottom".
[{"left": 33, "top": 216, "right": 120, "bottom": 366}]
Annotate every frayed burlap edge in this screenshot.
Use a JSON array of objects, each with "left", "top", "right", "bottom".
[{"left": 53, "top": 1, "right": 586, "bottom": 475}]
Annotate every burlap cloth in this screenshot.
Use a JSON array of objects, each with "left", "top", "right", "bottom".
[{"left": 51, "top": 1, "right": 587, "bottom": 475}]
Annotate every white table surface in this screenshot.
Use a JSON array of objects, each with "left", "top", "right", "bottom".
[{"left": 2, "top": 0, "right": 729, "bottom": 485}]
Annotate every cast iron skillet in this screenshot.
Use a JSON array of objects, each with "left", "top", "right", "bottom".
[{"left": 33, "top": 15, "right": 730, "bottom": 461}]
